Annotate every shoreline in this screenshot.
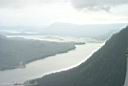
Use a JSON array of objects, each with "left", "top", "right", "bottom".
[
  {"left": 0, "top": 45, "right": 76, "bottom": 71},
  {"left": 0, "top": 42, "right": 103, "bottom": 86},
  {"left": 26, "top": 42, "right": 104, "bottom": 83}
]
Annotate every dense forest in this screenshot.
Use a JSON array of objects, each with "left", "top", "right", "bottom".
[
  {"left": 29, "top": 26, "right": 128, "bottom": 86},
  {"left": 0, "top": 35, "right": 76, "bottom": 71}
]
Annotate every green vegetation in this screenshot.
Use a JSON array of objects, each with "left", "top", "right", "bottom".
[
  {"left": 29, "top": 26, "right": 128, "bottom": 86},
  {"left": 0, "top": 36, "right": 76, "bottom": 71}
]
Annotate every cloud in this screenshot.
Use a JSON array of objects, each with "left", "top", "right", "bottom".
[
  {"left": 0, "top": 0, "right": 68, "bottom": 8},
  {"left": 1, "top": 0, "right": 127, "bottom": 11},
  {"left": 71, "top": 0, "right": 128, "bottom": 11}
]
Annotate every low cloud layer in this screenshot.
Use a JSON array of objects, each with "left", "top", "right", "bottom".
[
  {"left": 71, "top": 0, "right": 128, "bottom": 11},
  {"left": 0, "top": 0, "right": 127, "bottom": 26},
  {"left": 0, "top": 0, "right": 128, "bottom": 11},
  {"left": 0, "top": 0, "right": 67, "bottom": 8}
]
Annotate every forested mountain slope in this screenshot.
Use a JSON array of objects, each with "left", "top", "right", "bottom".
[
  {"left": 30, "top": 26, "right": 128, "bottom": 86},
  {"left": 0, "top": 35, "right": 76, "bottom": 70}
]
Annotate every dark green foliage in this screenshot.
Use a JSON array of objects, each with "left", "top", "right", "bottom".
[
  {"left": 30, "top": 26, "right": 128, "bottom": 86},
  {"left": 0, "top": 36, "right": 76, "bottom": 70}
]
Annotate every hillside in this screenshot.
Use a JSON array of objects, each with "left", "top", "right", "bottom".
[
  {"left": 0, "top": 35, "right": 76, "bottom": 71},
  {"left": 29, "top": 26, "right": 128, "bottom": 86}
]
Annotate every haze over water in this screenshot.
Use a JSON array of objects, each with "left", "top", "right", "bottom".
[{"left": 0, "top": 41, "right": 103, "bottom": 86}]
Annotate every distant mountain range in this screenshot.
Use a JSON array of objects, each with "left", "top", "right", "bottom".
[
  {"left": 29, "top": 26, "right": 128, "bottom": 86},
  {"left": 0, "top": 23, "right": 127, "bottom": 40},
  {"left": 0, "top": 35, "right": 76, "bottom": 71}
]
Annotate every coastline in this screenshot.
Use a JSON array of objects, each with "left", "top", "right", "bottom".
[
  {"left": 26, "top": 42, "right": 104, "bottom": 84},
  {"left": 0, "top": 43, "right": 76, "bottom": 71},
  {"left": 0, "top": 43, "right": 102, "bottom": 86}
]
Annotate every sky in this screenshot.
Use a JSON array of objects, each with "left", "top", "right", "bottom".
[{"left": 0, "top": 0, "right": 128, "bottom": 27}]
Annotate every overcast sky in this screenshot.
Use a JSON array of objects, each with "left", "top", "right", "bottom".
[{"left": 0, "top": 0, "right": 128, "bottom": 26}]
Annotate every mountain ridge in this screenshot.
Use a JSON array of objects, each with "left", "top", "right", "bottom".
[{"left": 29, "top": 26, "right": 128, "bottom": 86}]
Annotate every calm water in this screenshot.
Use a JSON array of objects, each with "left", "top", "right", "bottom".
[{"left": 0, "top": 43, "right": 103, "bottom": 86}]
